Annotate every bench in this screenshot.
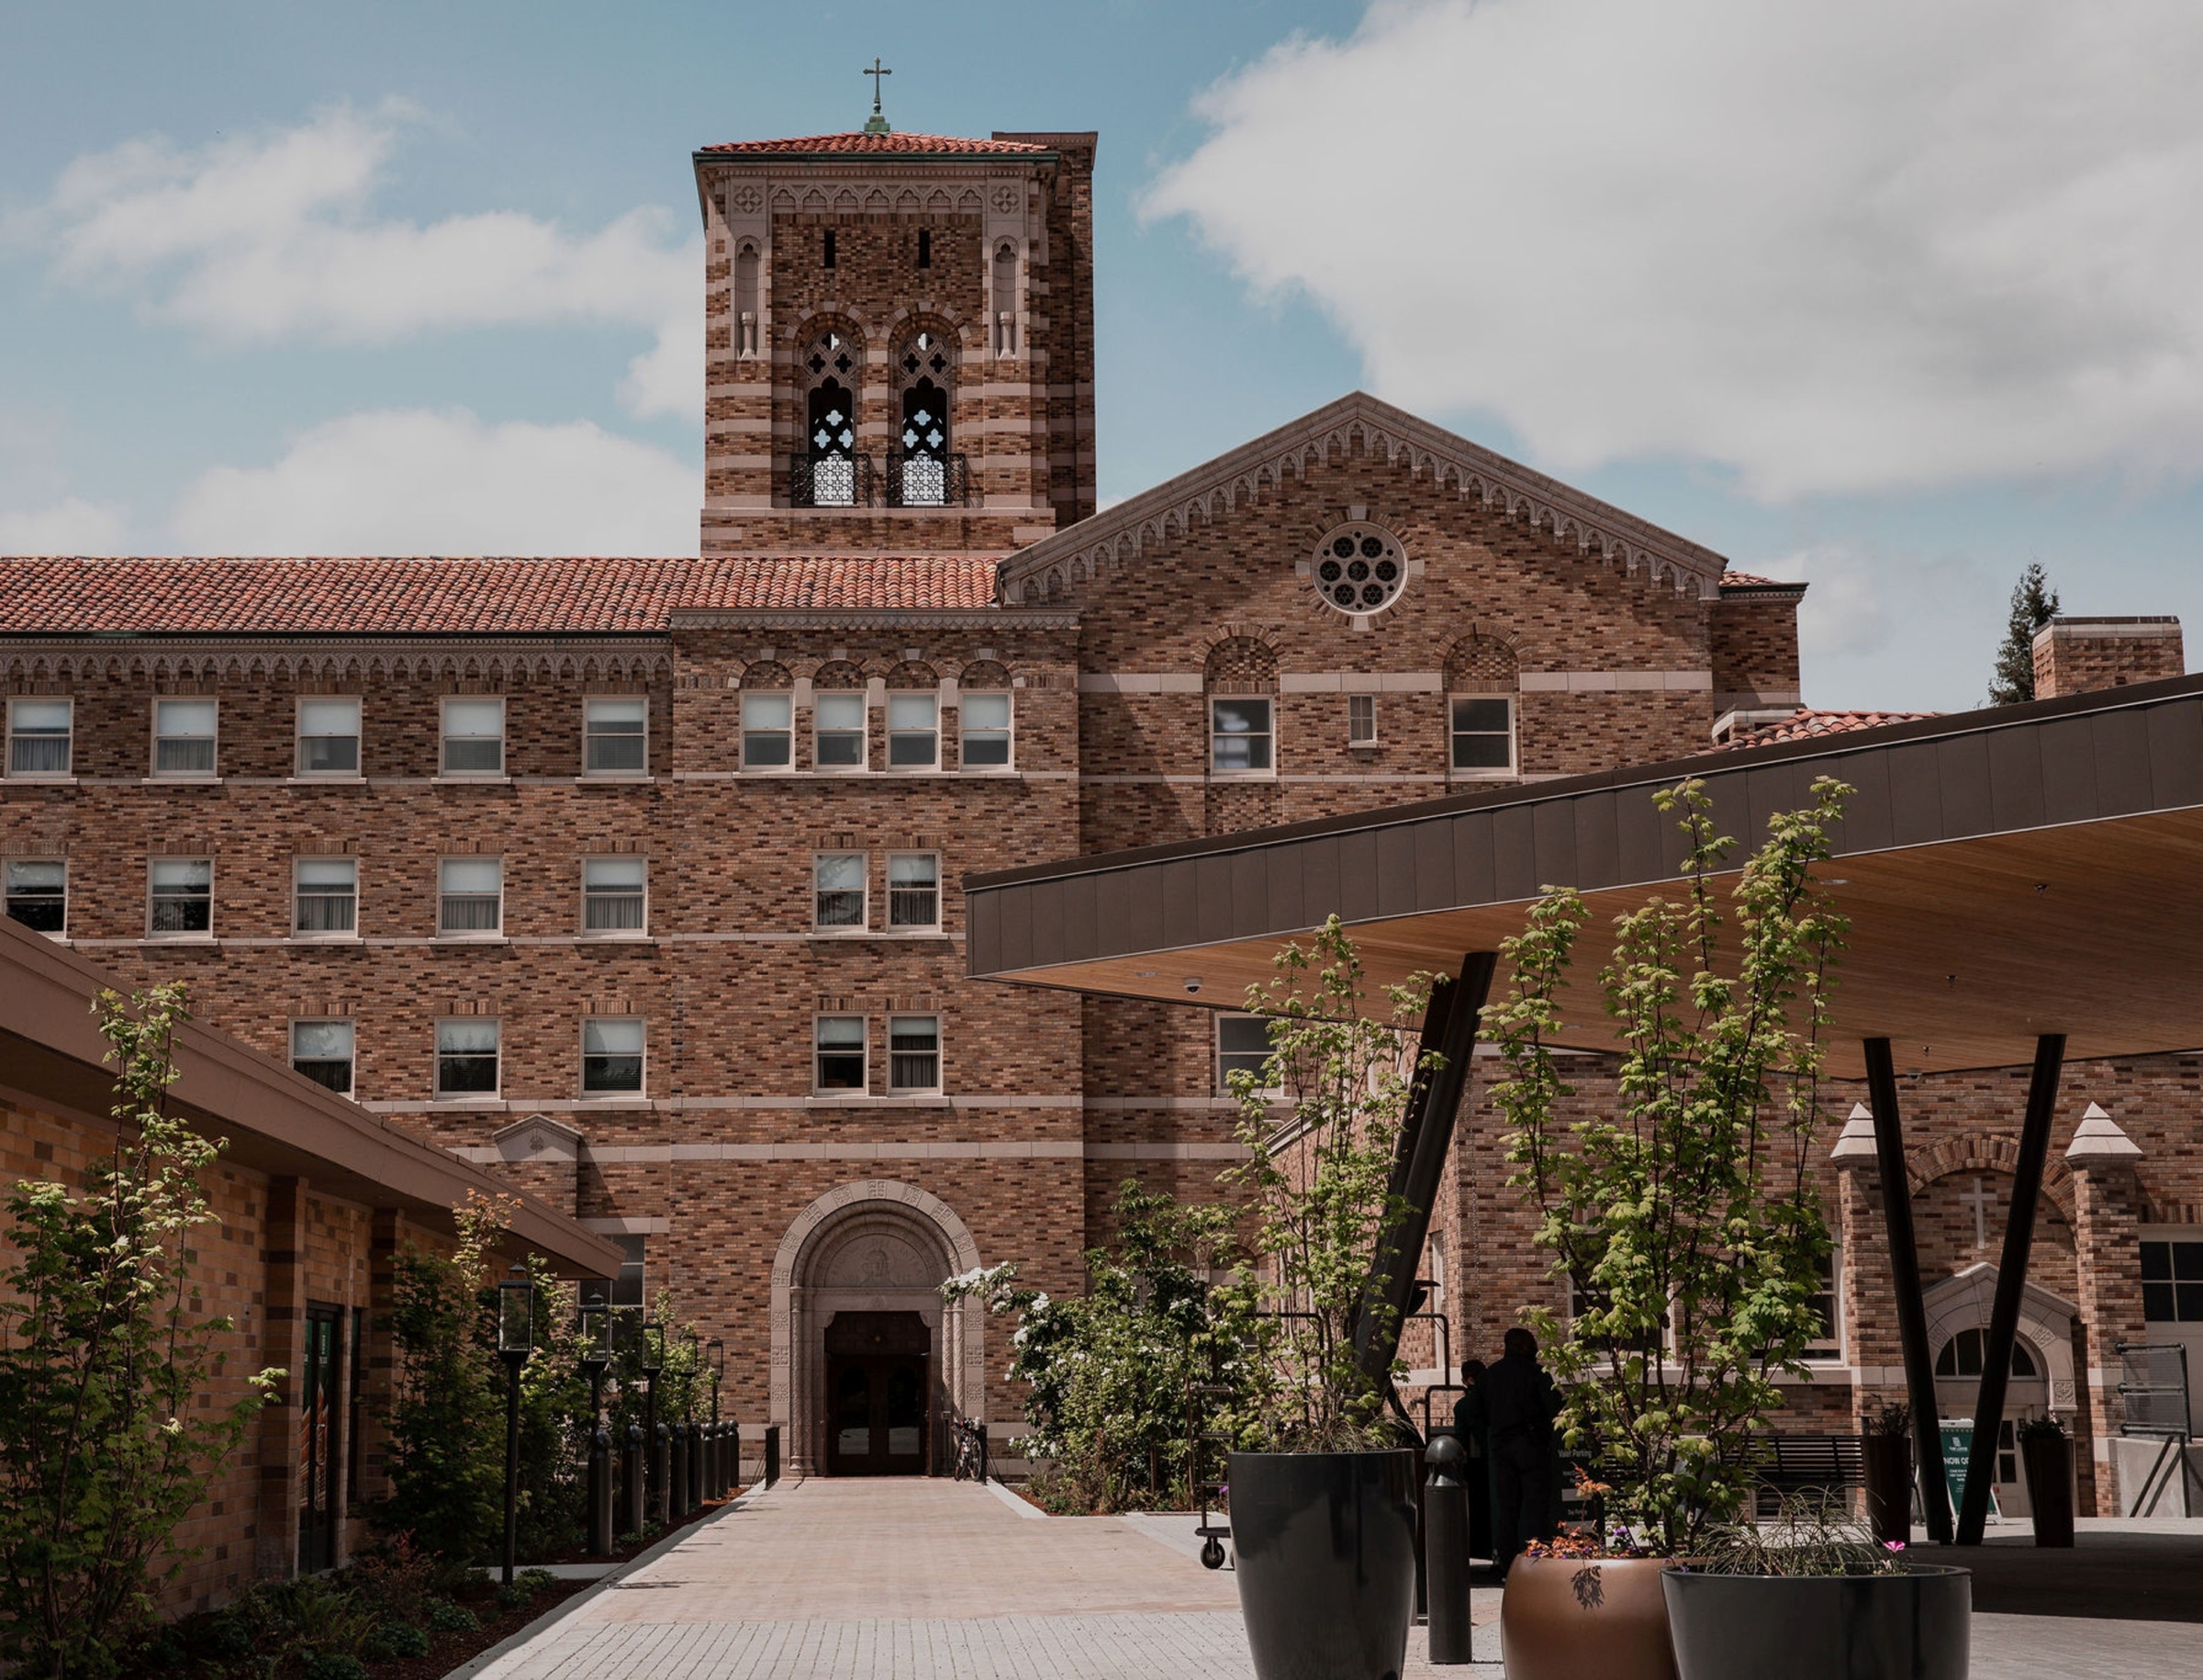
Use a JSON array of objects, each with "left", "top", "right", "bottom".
[{"left": 1749, "top": 1433, "right": 1865, "bottom": 1515}]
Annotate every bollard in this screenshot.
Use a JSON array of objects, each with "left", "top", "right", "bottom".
[
  {"left": 688, "top": 1420, "right": 705, "bottom": 1509},
  {"left": 765, "top": 1422, "right": 780, "bottom": 1487},
  {"left": 589, "top": 1424, "right": 613, "bottom": 1556},
  {"left": 669, "top": 1422, "right": 689, "bottom": 1520},
  {"left": 652, "top": 1421, "right": 672, "bottom": 1526},
  {"left": 730, "top": 1420, "right": 743, "bottom": 1494},
  {"left": 1424, "top": 1434, "right": 1471, "bottom": 1664},
  {"left": 623, "top": 1422, "right": 645, "bottom": 1537},
  {"left": 716, "top": 1420, "right": 729, "bottom": 1496}
]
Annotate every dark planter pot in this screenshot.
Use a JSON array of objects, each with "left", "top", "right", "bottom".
[
  {"left": 1501, "top": 1555, "right": 1681, "bottom": 1680},
  {"left": 1227, "top": 1450, "right": 1419, "bottom": 1680},
  {"left": 2021, "top": 1434, "right": 2076, "bottom": 1547},
  {"left": 1862, "top": 1433, "right": 1914, "bottom": 1546},
  {"left": 1663, "top": 1565, "right": 1972, "bottom": 1680}
]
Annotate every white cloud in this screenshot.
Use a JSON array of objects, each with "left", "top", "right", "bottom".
[
  {"left": 0, "top": 497, "right": 130, "bottom": 554},
  {"left": 166, "top": 409, "right": 694, "bottom": 555},
  {"left": 25, "top": 101, "right": 699, "bottom": 420},
  {"left": 1146, "top": 0, "right": 2203, "bottom": 498}
]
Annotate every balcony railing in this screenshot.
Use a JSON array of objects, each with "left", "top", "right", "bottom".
[
  {"left": 789, "top": 454, "right": 873, "bottom": 509},
  {"left": 885, "top": 449, "right": 969, "bottom": 509}
]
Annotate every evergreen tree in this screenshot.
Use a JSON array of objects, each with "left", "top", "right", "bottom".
[{"left": 1989, "top": 562, "right": 2060, "bottom": 704}]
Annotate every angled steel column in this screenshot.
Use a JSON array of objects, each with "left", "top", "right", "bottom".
[
  {"left": 1956, "top": 1033, "right": 2065, "bottom": 1546},
  {"left": 1864, "top": 1037, "right": 1952, "bottom": 1544},
  {"left": 1353, "top": 952, "right": 1498, "bottom": 1394},
  {"left": 1350, "top": 974, "right": 1455, "bottom": 1380}
]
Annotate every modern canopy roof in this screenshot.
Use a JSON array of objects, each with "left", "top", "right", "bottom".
[{"left": 965, "top": 671, "right": 2203, "bottom": 1080}]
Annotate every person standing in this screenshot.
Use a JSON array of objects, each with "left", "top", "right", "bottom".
[
  {"left": 1450, "top": 1359, "right": 1493, "bottom": 1565},
  {"left": 1481, "top": 1327, "right": 1561, "bottom": 1578}
]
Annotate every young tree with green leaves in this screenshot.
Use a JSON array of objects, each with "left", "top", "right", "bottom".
[
  {"left": 0, "top": 984, "right": 279, "bottom": 1679},
  {"left": 1989, "top": 561, "right": 2060, "bottom": 704}
]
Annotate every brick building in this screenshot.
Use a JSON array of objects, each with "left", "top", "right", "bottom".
[{"left": 3, "top": 113, "right": 2196, "bottom": 1524}]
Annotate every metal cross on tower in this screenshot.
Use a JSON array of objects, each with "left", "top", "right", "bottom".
[{"left": 862, "top": 58, "right": 892, "bottom": 135}]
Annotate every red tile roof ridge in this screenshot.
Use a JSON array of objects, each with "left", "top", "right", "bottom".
[
  {"left": 1725, "top": 706, "right": 1943, "bottom": 748},
  {"left": 1718, "top": 570, "right": 1804, "bottom": 588},
  {"left": 697, "top": 132, "right": 1050, "bottom": 156}
]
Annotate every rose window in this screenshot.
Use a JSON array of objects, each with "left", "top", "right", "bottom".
[{"left": 1312, "top": 523, "right": 1408, "bottom": 615}]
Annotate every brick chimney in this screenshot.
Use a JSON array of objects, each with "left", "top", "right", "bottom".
[{"left": 2031, "top": 616, "right": 2184, "bottom": 700}]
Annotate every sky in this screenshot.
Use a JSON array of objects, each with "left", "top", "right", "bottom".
[{"left": 3, "top": 0, "right": 2201, "bottom": 712}]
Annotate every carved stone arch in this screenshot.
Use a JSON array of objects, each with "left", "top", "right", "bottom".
[
  {"left": 1204, "top": 633, "right": 1280, "bottom": 696},
  {"left": 1445, "top": 633, "right": 1522, "bottom": 694},
  {"left": 577, "top": 657, "right": 598, "bottom": 685},
  {"left": 811, "top": 659, "right": 866, "bottom": 691},
  {"left": 864, "top": 187, "right": 889, "bottom": 212},
  {"left": 772, "top": 186, "right": 798, "bottom": 211},
  {"left": 884, "top": 660, "right": 937, "bottom": 690},
  {"left": 895, "top": 188, "right": 920, "bottom": 212},
  {"left": 800, "top": 187, "right": 827, "bottom": 213},
  {"left": 1043, "top": 568, "right": 1064, "bottom": 601},
  {"left": 652, "top": 656, "right": 673, "bottom": 683},
  {"left": 1907, "top": 1133, "right": 2078, "bottom": 1226},
  {"left": 1921, "top": 1263, "right": 2082, "bottom": 1418},
  {"left": 740, "top": 659, "right": 792, "bottom": 689},
  {"left": 103, "top": 657, "right": 121, "bottom": 681},
  {"left": 957, "top": 188, "right": 981, "bottom": 213},
  {"left": 926, "top": 187, "right": 952, "bottom": 212},
  {"left": 959, "top": 659, "right": 1011, "bottom": 690}
]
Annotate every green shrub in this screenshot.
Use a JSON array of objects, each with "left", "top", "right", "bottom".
[
  {"left": 360, "top": 1620, "right": 431, "bottom": 1661},
  {"left": 303, "top": 1652, "right": 371, "bottom": 1680},
  {"left": 517, "top": 1567, "right": 559, "bottom": 1594},
  {"left": 494, "top": 1583, "right": 531, "bottom": 1612},
  {"left": 421, "top": 1598, "right": 478, "bottom": 1634}
]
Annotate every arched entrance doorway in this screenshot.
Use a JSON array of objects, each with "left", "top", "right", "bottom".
[
  {"left": 770, "top": 1181, "right": 986, "bottom": 1477},
  {"left": 1923, "top": 1262, "right": 2080, "bottom": 1519}
]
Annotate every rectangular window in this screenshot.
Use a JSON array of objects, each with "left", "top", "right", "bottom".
[
  {"left": 1217, "top": 1014, "right": 1275, "bottom": 1092},
  {"left": 4, "top": 858, "right": 66, "bottom": 934},
  {"left": 439, "top": 857, "right": 502, "bottom": 935},
  {"left": 814, "top": 693, "right": 866, "bottom": 769},
  {"left": 1803, "top": 1251, "right": 1842, "bottom": 1361},
  {"left": 814, "top": 852, "right": 867, "bottom": 930},
  {"left": 297, "top": 698, "right": 362, "bottom": 776},
  {"left": 611, "top": 1235, "right": 646, "bottom": 1307},
  {"left": 583, "top": 697, "right": 647, "bottom": 776},
  {"left": 291, "top": 1019, "right": 355, "bottom": 1096},
  {"left": 148, "top": 858, "right": 212, "bottom": 937},
  {"left": 7, "top": 700, "right": 72, "bottom": 778},
  {"left": 918, "top": 228, "right": 932, "bottom": 268},
  {"left": 888, "top": 852, "right": 939, "bottom": 930},
  {"left": 889, "top": 1014, "right": 940, "bottom": 1093},
  {"left": 294, "top": 857, "right": 359, "bottom": 935},
  {"left": 1450, "top": 696, "right": 1515, "bottom": 772},
  {"left": 959, "top": 692, "right": 1012, "bottom": 768},
  {"left": 1348, "top": 694, "right": 1378, "bottom": 746},
  {"left": 742, "top": 692, "right": 792, "bottom": 767},
  {"left": 823, "top": 228, "right": 837, "bottom": 268},
  {"left": 441, "top": 698, "right": 505, "bottom": 776},
  {"left": 2141, "top": 1239, "right": 2203, "bottom": 1322},
  {"left": 582, "top": 857, "right": 646, "bottom": 933},
  {"left": 582, "top": 1017, "right": 645, "bottom": 1093},
  {"left": 887, "top": 693, "right": 938, "bottom": 768},
  {"left": 815, "top": 1015, "right": 867, "bottom": 1092},
  {"left": 435, "top": 1018, "right": 499, "bottom": 1096},
  {"left": 153, "top": 699, "right": 218, "bottom": 776},
  {"left": 1210, "top": 697, "right": 1273, "bottom": 773}
]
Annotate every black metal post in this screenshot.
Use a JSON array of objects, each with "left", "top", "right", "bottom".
[
  {"left": 1354, "top": 952, "right": 1498, "bottom": 1396},
  {"left": 765, "top": 1422, "right": 780, "bottom": 1487},
  {"left": 501, "top": 1354, "right": 522, "bottom": 1585},
  {"left": 586, "top": 1366, "right": 609, "bottom": 1556},
  {"left": 1424, "top": 1435, "right": 1471, "bottom": 1663},
  {"left": 688, "top": 1420, "right": 704, "bottom": 1509},
  {"left": 669, "top": 1419, "right": 688, "bottom": 1521},
  {"left": 622, "top": 1422, "right": 645, "bottom": 1535},
  {"left": 710, "top": 1374, "right": 723, "bottom": 1497},
  {"left": 1957, "top": 1034, "right": 2065, "bottom": 1546},
  {"left": 644, "top": 1372, "right": 665, "bottom": 1526},
  {"left": 731, "top": 1420, "right": 743, "bottom": 1492},
  {"left": 1865, "top": 1036, "right": 1952, "bottom": 1545}
]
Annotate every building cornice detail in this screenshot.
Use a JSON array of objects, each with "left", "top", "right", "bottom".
[{"left": 668, "top": 608, "right": 1077, "bottom": 631}]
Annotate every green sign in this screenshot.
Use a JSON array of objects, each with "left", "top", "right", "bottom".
[{"left": 1938, "top": 1419, "right": 2000, "bottom": 1523}]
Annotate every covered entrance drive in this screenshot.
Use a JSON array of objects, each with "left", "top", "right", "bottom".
[{"left": 826, "top": 1311, "right": 931, "bottom": 1475}]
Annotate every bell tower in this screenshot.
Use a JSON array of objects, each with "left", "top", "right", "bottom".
[{"left": 691, "top": 106, "right": 1097, "bottom": 555}]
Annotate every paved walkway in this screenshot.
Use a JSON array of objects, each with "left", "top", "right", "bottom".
[{"left": 474, "top": 1478, "right": 2202, "bottom": 1679}]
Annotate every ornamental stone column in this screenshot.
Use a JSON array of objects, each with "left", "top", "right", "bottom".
[
  {"left": 1829, "top": 1104, "right": 1903, "bottom": 1430},
  {"left": 2065, "top": 1102, "right": 2147, "bottom": 1515}
]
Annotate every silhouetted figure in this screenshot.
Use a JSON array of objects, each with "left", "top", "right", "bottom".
[
  {"left": 1451, "top": 1359, "right": 1493, "bottom": 1564},
  {"left": 1482, "top": 1327, "right": 1561, "bottom": 1578}
]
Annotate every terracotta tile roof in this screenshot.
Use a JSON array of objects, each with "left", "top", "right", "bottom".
[
  {"left": 0, "top": 555, "right": 1005, "bottom": 634},
  {"left": 1717, "top": 571, "right": 1805, "bottom": 589},
  {"left": 1726, "top": 707, "right": 1941, "bottom": 747},
  {"left": 697, "top": 132, "right": 1049, "bottom": 156}
]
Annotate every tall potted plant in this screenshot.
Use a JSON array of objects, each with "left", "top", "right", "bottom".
[
  {"left": 2018, "top": 1416, "right": 2074, "bottom": 1548},
  {"left": 1860, "top": 1401, "right": 1913, "bottom": 1547},
  {"left": 1484, "top": 778, "right": 1852, "bottom": 1680},
  {"left": 1221, "top": 918, "right": 1437, "bottom": 1680}
]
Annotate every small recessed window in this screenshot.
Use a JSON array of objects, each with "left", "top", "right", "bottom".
[
  {"left": 887, "top": 693, "right": 938, "bottom": 768},
  {"left": 442, "top": 699, "right": 506, "bottom": 777},
  {"left": 815, "top": 852, "right": 867, "bottom": 930},
  {"left": 583, "top": 1017, "right": 645, "bottom": 1094},
  {"left": 1348, "top": 694, "right": 1377, "bottom": 746},
  {"left": 294, "top": 857, "right": 359, "bottom": 935},
  {"left": 148, "top": 858, "right": 213, "bottom": 938},
  {"left": 2142, "top": 1239, "right": 2203, "bottom": 1323},
  {"left": 611, "top": 1235, "right": 646, "bottom": 1307},
  {"left": 959, "top": 692, "right": 1012, "bottom": 769},
  {"left": 4, "top": 858, "right": 66, "bottom": 934},
  {"left": 584, "top": 697, "right": 648, "bottom": 776},
  {"left": 436, "top": 1018, "right": 500, "bottom": 1096},
  {"left": 823, "top": 228, "right": 837, "bottom": 269},
  {"left": 153, "top": 699, "right": 218, "bottom": 777},
  {"left": 583, "top": 857, "right": 646, "bottom": 933},
  {"left": 292, "top": 1019, "right": 355, "bottom": 1096},
  {"left": 889, "top": 1014, "right": 940, "bottom": 1093},
  {"left": 297, "top": 698, "right": 362, "bottom": 776},
  {"left": 1210, "top": 697, "right": 1273, "bottom": 774},
  {"left": 1217, "top": 1014, "right": 1276, "bottom": 1093},
  {"left": 439, "top": 857, "right": 503, "bottom": 935},
  {"left": 918, "top": 228, "right": 932, "bottom": 268},
  {"left": 815, "top": 1015, "right": 867, "bottom": 1092},
  {"left": 1450, "top": 697, "right": 1515, "bottom": 772},
  {"left": 1801, "top": 1250, "right": 1843, "bottom": 1361},
  {"left": 814, "top": 693, "right": 867, "bottom": 769},
  {"left": 888, "top": 852, "right": 939, "bottom": 930},
  {"left": 7, "top": 699, "right": 73, "bottom": 778},
  {"left": 742, "top": 692, "right": 792, "bottom": 768}
]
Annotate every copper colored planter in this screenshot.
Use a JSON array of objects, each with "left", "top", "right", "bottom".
[{"left": 1501, "top": 1554, "right": 1681, "bottom": 1680}]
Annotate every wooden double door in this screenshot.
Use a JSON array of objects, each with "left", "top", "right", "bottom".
[{"left": 825, "top": 1311, "right": 930, "bottom": 1476}]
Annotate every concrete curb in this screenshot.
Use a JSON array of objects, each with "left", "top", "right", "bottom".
[{"left": 979, "top": 1474, "right": 1050, "bottom": 1520}]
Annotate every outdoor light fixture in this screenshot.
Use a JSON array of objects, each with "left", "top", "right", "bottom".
[
  {"left": 578, "top": 1298, "right": 612, "bottom": 1556},
  {"left": 641, "top": 1317, "right": 666, "bottom": 1524},
  {"left": 707, "top": 1336, "right": 724, "bottom": 1377},
  {"left": 611, "top": 1302, "right": 643, "bottom": 1357},
  {"left": 641, "top": 1318, "right": 665, "bottom": 1374},
  {"left": 498, "top": 1264, "right": 535, "bottom": 1358},
  {"left": 497, "top": 1264, "right": 535, "bottom": 1585},
  {"left": 578, "top": 1301, "right": 609, "bottom": 1372}
]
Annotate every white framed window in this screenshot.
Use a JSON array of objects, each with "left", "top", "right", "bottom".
[
  {"left": 814, "top": 1015, "right": 867, "bottom": 1092},
  {"left": 4, "top": 858, "right": 66, "bottom": 935},
  {"left": 1210, "top": 697, "right": 1273, "bottom": 775},
  {"left": 888, "top": 1014, "right": 941, "bottom": 1093},
  {"left": 887, "top": 852, "right": 939, "bottom": 930},
  {"left": 1450, "top": 696, "right": 1515, "bottom": 773},
  {"left": 152, "top": 699, "right": 218, "bottom": 777},
  {"left": 1803, "top": 1249, "right": 1842, "bottom": 1362},
  {"left": 6, "top": 699, "right": 73, "bottom": 778},
  {"left": 742, "top": 692, "right": 793, "bottom": 768},
  {"left": 439, "top": 857, "right": 503, "bottom": 935},
  {"left": 583, "top": 697, "right": 647, "bottom": 776},
  {"left": 148, "top": 857, "right": 213, "bottom": 937},
  {"left": 435, "top": 1017, "right": 500, "bottom": 1096},
  {"left": 296, "top": 698, "right": 363, "bottom": 776},
  {"left": 814, "top": 692, "right": 867, "bottom": 770},
  {"left": 582, "top": 857, "right": 646, "bottom": 934},
  {"left": 291, "top": 1019, "right": 355, "bottom": 1096},
  {"left": 887, "top": 693, "right": 938, "bottom": 768},
  {"left": 294, "top": 857, "right": 359, "bottom": 935},
  {"left": 1216, "top": 1014, "right": 1276, "bottom": 1093},
  {"left": 814, "top": 852, "right": 867, "bottom": 930},
  {"left": 441, "top": 698, "right": 505, "bottom": 777},
  {"left": 582, "top": 1017, "right": 645, "bottom": 1094},
  {"left": 1348, "top": 694, "right": 1378, "bottom": 747},
  {"left": 959, "top": 692, "right": 1012, "bottom": 769},
  {"left": 610, "top": 1235, "right": 646, "bottom": 1306},
  {"left": 2141, "top": 1237, "right": 2203, "bottom": 1323}
]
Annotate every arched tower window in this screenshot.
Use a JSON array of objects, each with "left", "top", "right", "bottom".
[
  {"left": 800, "top": 328, "right": 865, "bottom": 507},
  {"left": 891, "top": 330, "right": 958, "bottom": 506}
]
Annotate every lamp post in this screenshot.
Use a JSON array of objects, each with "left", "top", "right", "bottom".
[
  {"left": 684, "top": 1330, "right": 704, "bottom": 1512},
  {"left": 579, "top": 1300, "right": 611, "bottom": 1556},
  {"left": 706, "top": 1337, "right": 725, "bottom": 1498},
  {"left": 612, "top": 1306, "right": 644, "bottom": 1535},
  {"left": 497, "top": 1265, "right": 535, "bottom": 1585},
  {"left": 641, "top": 1317, "right": 666, "bottom": 1527}
]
